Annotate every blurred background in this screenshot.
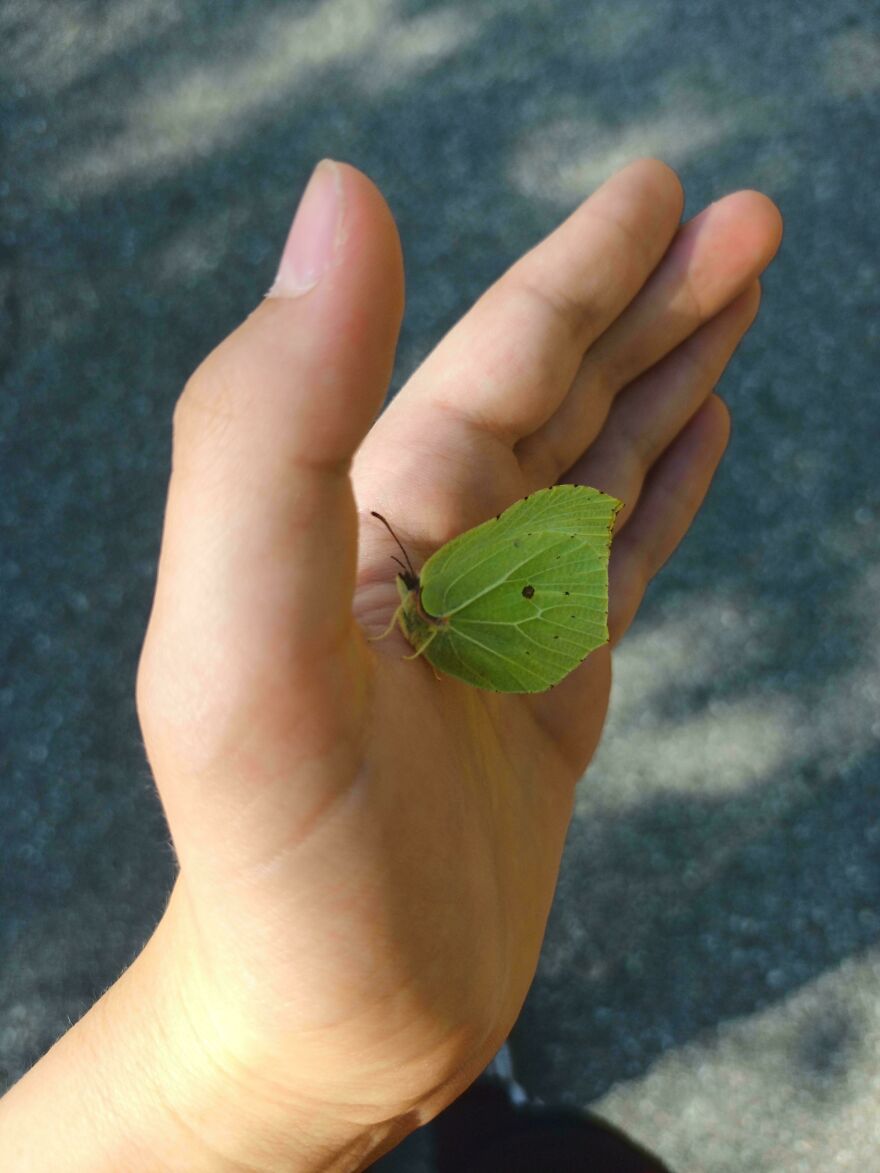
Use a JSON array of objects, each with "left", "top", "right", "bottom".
[{"left": 2, "top": 0, "right": 879, "bottom": 1168}]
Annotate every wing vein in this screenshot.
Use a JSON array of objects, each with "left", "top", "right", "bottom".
[
  {"left": 439, "top": 536, "right": 577, "bottom": 618},
  {"left": 450, "top": 626, "right": 547, "bottom": 687}
]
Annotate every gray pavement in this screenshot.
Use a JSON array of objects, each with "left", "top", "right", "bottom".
[{"left": 2, "top": 1, "right": 879, "bottom": 1168}]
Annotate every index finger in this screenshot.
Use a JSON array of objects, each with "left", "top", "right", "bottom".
[{"left": 389, "top": 158, "right": 684, "bottom": 447}]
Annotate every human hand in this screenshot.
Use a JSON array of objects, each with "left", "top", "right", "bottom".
[
  {"left": 133, "top": 157, "right": 782, "bottom": 1167},
  {"left": 2, "top": 159, "right": 780, "bottom": 1172}
]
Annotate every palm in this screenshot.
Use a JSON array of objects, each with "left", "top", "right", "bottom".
[
  {"left": 354, "top": 401, "right": 610, "bottom": 770},
  {"left": 342, "top": 435, "right": 609, "bottom": 1113},
  {"left": 138, "top": 159, "right": 781, "bottom": 1145}
]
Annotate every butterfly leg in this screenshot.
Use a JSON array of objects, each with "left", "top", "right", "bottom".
[
  {"left": 366, "top": 603, "right": 404, "bottom": 643},
  {"left": 403, "top": 628, "right": 439, "bottom": 661}
]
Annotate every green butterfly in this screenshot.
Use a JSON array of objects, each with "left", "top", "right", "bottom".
[{"left": 372, "top": 484, "right": 622, "bottom": 693}]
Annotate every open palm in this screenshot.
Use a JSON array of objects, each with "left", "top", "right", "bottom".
[{"left": 136, "top": 158, "right": 781, "bottom": 1166}]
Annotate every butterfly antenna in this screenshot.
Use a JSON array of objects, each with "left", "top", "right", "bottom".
[{"left": 370, "top": 511, "right": 417, "bottom": 580}]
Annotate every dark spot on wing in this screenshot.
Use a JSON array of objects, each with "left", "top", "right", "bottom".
[
  {"left": 522, "top": 584, "right": 535, "bottom": 599},
  {"left": 564, "top": 591, "right": 570, "bottom": 596}
]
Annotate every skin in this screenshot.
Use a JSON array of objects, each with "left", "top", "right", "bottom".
[{"left": 0, "top": 158, "right": 782, "bottom": 1171}]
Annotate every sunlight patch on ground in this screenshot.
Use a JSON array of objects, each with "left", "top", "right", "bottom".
[
  {"left": 824, "top": 29, "right": 880, "bottom": 99},
  {"left": 151, "top": 201, "right": 257, "bottom": 290},
  {"left": 581, "top": 0, "right": 664, "bottom": 57},
  {"left": 509, "top": 106, "right": 733, "bottom": 201},
  {"left": 4, "top": 1, "right": 180, "bottom": 93},
  {"left": 593, "top": 947, "right": 880, "bottom": 1171},
  {"left": 583, "top": 697, "right": 798, "bottom": 807},
  {"left": 60, "top": 0, "right": 482, "bottom": 194},
  {"left": 577, "top": 590, "right": 790, "bottom": 808},
  {"left": 578, "top": 556, "right": 880, "bottom": 813}
]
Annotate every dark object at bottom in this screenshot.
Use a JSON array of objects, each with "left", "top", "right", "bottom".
[{"left": 430, "top": 1079, "right": 672, "bottom": 1172}]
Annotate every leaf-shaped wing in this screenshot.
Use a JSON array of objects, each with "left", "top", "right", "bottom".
[{"left": 419, "top": 485, "right": 621, "bottom": 693}]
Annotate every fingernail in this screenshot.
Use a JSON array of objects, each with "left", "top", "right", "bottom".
[{"left": 267, "top": 159, "right": 344, "bottom": 297}]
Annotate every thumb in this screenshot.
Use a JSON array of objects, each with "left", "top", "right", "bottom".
[{"left": 137, "top": 161, "right": 403, "bottom": 851}]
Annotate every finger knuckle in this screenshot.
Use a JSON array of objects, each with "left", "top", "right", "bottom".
[{"left": 172, "top": 355, "right": 242, "bottom": 464}]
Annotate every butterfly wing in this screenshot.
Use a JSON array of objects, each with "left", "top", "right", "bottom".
[{"left": 418, "top": 485, "right": 622, "bottom": 693}]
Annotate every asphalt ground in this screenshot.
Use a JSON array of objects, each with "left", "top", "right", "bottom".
[{"left": 2, "top": 2, "right": 879, "bottom": 1168}]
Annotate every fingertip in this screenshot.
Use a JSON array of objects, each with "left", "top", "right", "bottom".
[
  {"left": 742, "top": 189, "right": 784, "bottom": 255},
  {"left": 696, "top": 392, "right": 732, "bottom": 456},
  {"left": 719, "top": 189, "right": 784, "bottom": 265},
  {"left": 332, "top": 160, "right": 406, "bottom": 324},
  {"left": 639, "top": 157, "right": 686, "bottom": 215},
  {"left": 615, "top": 157, "right": 686, "bottom": 222},
  {"left": 727, "top": 279, "right": 763, "bottom": 330}
]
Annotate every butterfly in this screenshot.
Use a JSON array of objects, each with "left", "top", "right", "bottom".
[{"left": 372, "top": 484, "right": 622, "bottom": 693}]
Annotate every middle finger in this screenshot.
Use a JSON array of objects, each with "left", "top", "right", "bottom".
[
  {"left": 515, "top": 190, "right": 782, "bottom": 485},
  {"left": 567, "top": 281, "right": 761, "bottom": 522}
]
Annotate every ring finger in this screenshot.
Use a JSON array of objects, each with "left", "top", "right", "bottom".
[
  {"left": 565, "top": 280, "right": 760, "bottom": 524},
  {"left": 515, "top": 193, "right": 781, "bottom": 486}
]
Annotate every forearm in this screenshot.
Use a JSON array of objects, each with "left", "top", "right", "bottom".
[
  {"left": 0, "top": 950, "right": 201, "bottom": 1172},
  {"left": 0, "top": 884, "right": 380, "bottom": 1172}
]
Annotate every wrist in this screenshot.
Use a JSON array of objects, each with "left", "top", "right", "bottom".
[
  {"left": 106, "top": 881, "right": 394, "bottom": 1171},
  {"left": 135, "top": 882, "right": 389, "bottom": 1171},
  {"left": 0, "top": 881, "right": 388, "bottom": 1172}
]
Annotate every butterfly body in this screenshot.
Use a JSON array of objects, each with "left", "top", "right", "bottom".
[
  {"left": 389, "top": 485, "right": 622, "bottom": 694},
  {"left": 396, "top": 573, "right": 447, "bottom": 656}
]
